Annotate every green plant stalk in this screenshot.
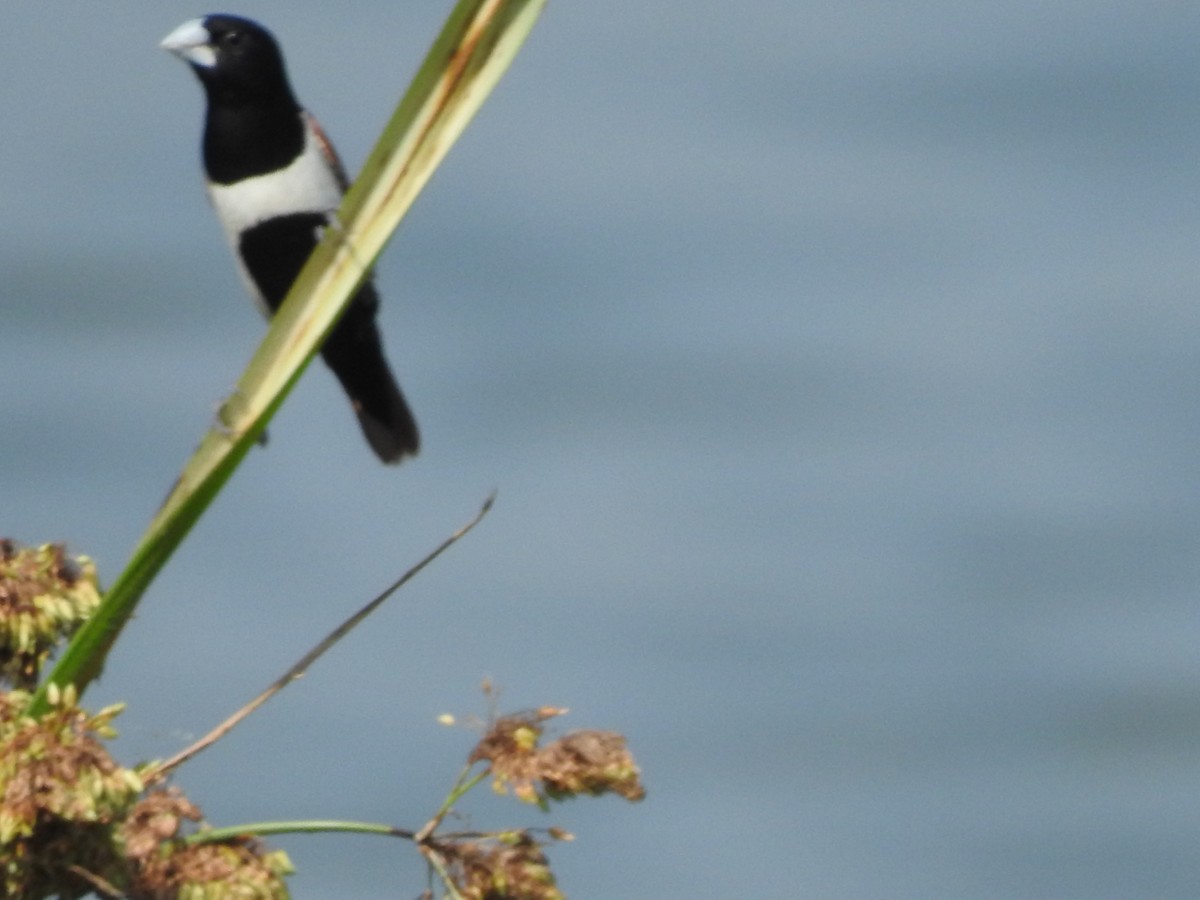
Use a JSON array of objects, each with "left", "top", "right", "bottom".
[
  {"left": 182, "top": 769, "right": 490, "bottom": 847},
  {"left": 184, "top": 820, "right": 416, "bottom": 844},
  {"left": 417, "top": 765, "right": 490, "bottom": 842},
  {"left": 425, "top": 848, "right": 469, "bottom": 900},
  {"left": 438, "top": 767, "right": 491, "bottom": 822},
  {"left": 29, "top": 0, "right": 547, "bottom": 717}
]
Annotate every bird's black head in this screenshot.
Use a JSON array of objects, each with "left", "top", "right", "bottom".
[
  {"left": 162, "top": 14, "right": 296, "bottom": 108},
  {"left": 162, "top": 14, "right": 308, "bottom": 182}
]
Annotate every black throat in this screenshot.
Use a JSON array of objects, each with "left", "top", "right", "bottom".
[{"left": 199, "top": 77, "right": 305, "bottom": 185}]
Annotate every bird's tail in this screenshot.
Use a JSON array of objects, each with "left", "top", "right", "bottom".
[
  {"left": 321, "top": 289, "right": 420, "bottom": 464},
  {"left": 347, "top": 370, "right": 420, "bottom": 464}
]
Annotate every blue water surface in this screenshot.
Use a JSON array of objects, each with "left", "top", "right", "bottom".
[{"left": 4, "top": 3, "right": 1200, "bottom": 898}]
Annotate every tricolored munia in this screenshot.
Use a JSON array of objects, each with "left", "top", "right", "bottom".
[{"left": 161, "top": 14, "right": 419, "bottom": 463}]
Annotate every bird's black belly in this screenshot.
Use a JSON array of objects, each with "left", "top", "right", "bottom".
[{"left": 237, "top": 212, "right": 332, "bottom": 313}]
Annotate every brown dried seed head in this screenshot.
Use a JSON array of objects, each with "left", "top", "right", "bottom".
[
  {"left": 537, "top": 730, "right": 646, "bottom": 802},
  {"left": 0, "top": 541, "right": 101, "bottom": 690},
  {"left": 0, "top": 691, "right": 142, "bottom": 897},
  {"left": 438, "top": 832, "right": 564, "bottom": 900}
]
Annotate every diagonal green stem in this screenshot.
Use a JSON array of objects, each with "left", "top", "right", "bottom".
[
  {"left": 27, "top": 0, "right": 547, "bottom": 717},
  {"left": 416, "top": 765, "right": 491, "bottom": 843}
]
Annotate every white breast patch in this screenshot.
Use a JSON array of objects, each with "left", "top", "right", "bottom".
[{"left": 206, "top": 124, "right": 343, "bottom": 242}]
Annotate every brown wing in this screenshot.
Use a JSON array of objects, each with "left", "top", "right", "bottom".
[{"left": 303, "top": 110, "right": 352, "bottom": 192}]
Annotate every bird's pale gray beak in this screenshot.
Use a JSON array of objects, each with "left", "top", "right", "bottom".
[{"left": 160, "top": 19, "right": 215, "bottom": 68}]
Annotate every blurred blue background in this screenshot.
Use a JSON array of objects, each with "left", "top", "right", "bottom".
[{"left": 5, "top": 2, "right": 1200, "bottom": 897}]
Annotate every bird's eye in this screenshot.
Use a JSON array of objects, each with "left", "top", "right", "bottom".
[{"left": 222, "top": 30, "right": 243, "bottom": 47}]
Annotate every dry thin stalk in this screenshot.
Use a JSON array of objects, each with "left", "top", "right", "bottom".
[{"left": 145, "top": 494, "right": 493, "bottom": 783}]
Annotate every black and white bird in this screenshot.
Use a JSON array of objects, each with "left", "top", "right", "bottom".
[{"left": 161, "top": 14, "right": 419, "bottom": 463}]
